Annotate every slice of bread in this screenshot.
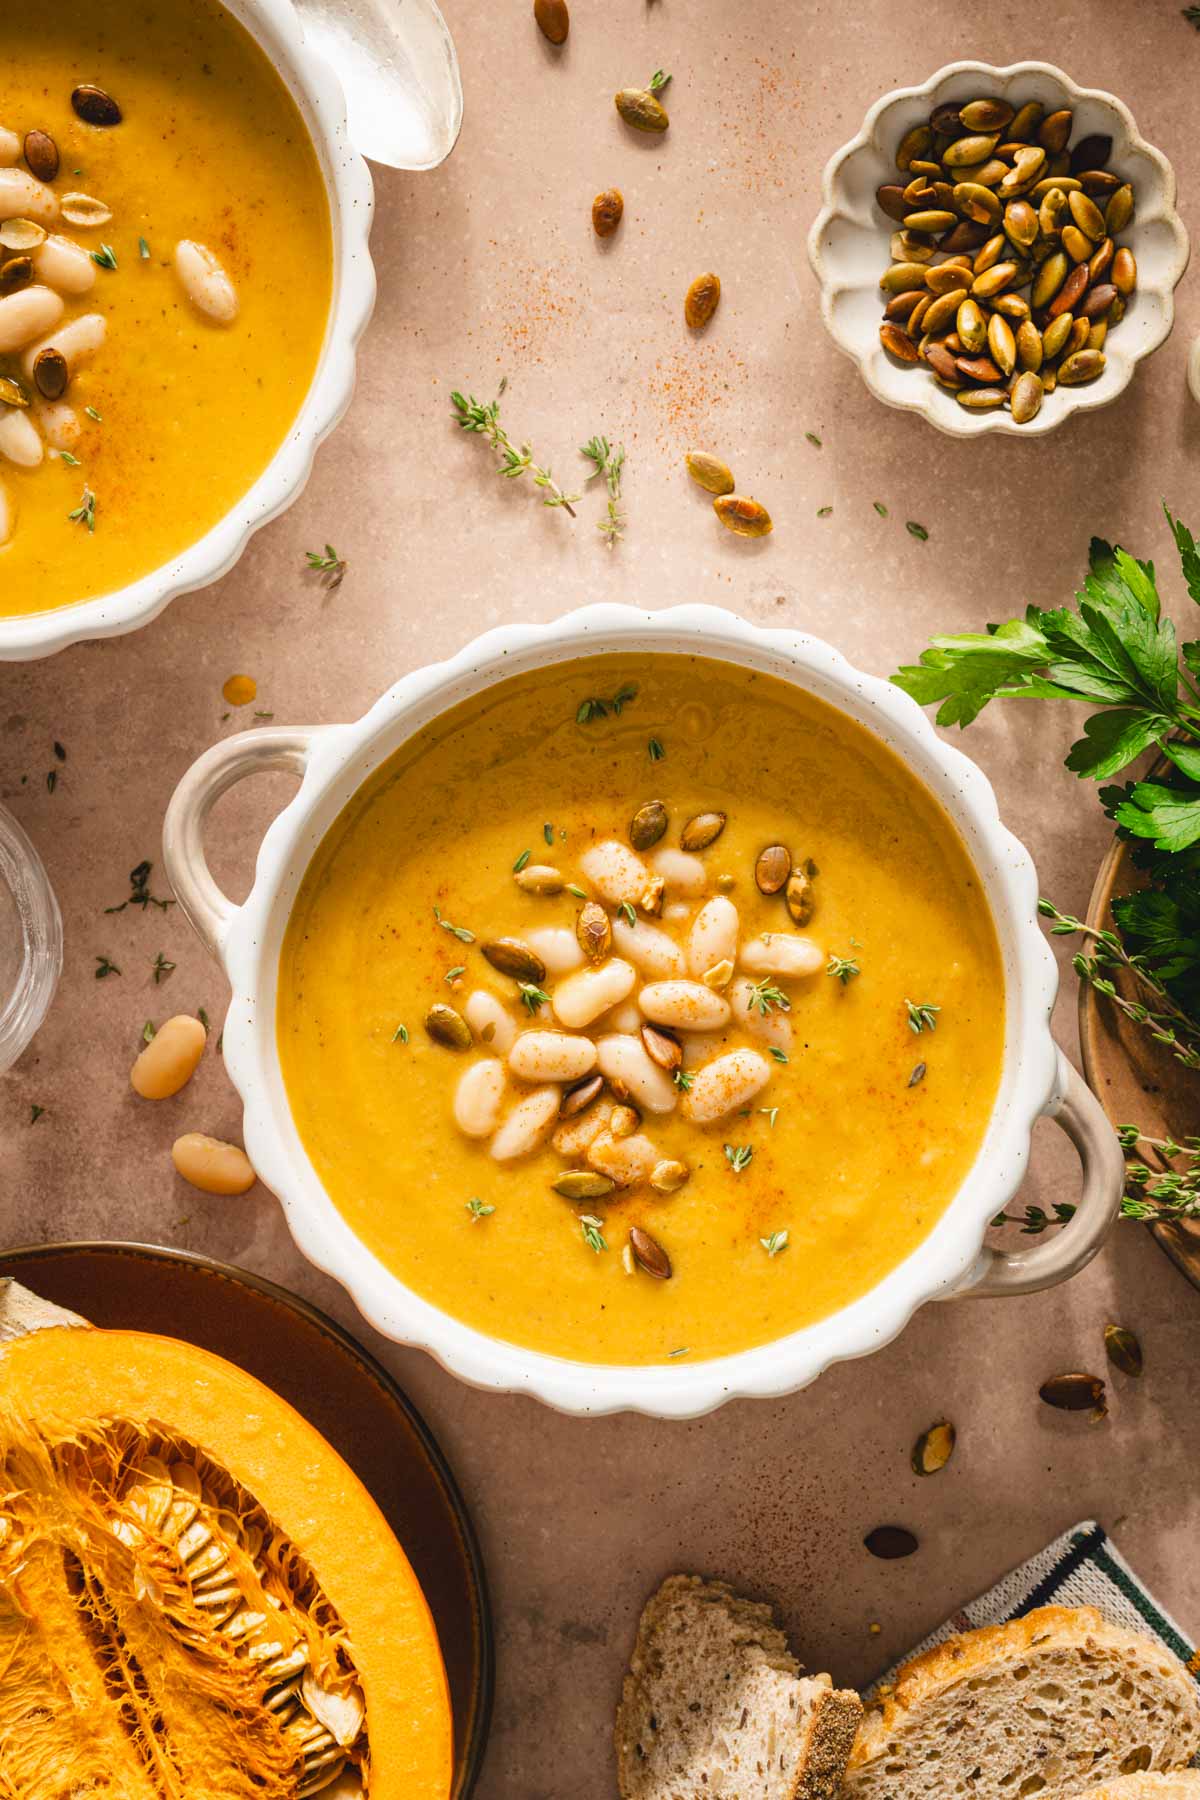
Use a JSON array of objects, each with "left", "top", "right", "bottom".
[
  {"left": 615, "top": 1574, "right": 863, "bottom": 1800},
  {"left": 1065, "top": 1778, "right": 1200, "bottom": 1799},
  {"left": 845, "top": 1605, "right": 1200, "bottom": 1800}
]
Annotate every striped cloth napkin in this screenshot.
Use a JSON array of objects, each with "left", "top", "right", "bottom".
[{"left": 870, "top": 1520, "right": 1200, "bottom": 1696}]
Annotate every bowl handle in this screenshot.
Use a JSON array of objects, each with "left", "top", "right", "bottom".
[
  {"left": 162, "top": 728, "right": 322, "bottom": 961},
  {"left": 945, "top": 1048, "right": 1125, "bottom": 1299}
]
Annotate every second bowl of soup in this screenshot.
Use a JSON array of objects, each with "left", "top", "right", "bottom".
[
  {"left": 0, "top": 0, "right": 373, "bottom": 659},
  {"left": 163, "top": 606, "right": 1125, "bottom": 1416}
]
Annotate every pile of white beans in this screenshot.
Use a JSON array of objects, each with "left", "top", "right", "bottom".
[
  {"left": 0, "top": 130, "right": 238, "bottom": 548},
  {"left": 447, "top": 835, "right": 824, "bottom": 1189}
]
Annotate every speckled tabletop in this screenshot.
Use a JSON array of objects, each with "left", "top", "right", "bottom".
[{"left": 4, "top": 4, "right": 1200, "bottom": 1796}]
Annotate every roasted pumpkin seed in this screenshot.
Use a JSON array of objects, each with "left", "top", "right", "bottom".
[
  {"left": 424, "top": 1003, "right": 472, "bottom": 1050},
  {"left": 481, "top": 937, "right": 547, "bottom": 982},
  {"left": 591, "top": 187, "right": 623, "bottom": 237},
  {"left": 615, "top": 87, "right": 668, "bottom": 133},
  {"left": 1088, "top": 236, "right": 1114, "bottom": 284},
  {"left": 880, "top": 261, "right": 929, "bottom": 295},
  {"left": 1003, "top": 199, "right": 1038, "bottom": 248},
  {"left": 1112, "top": 246, "right": 1136, "bottom": 295},
  {"left": 884, "top": 289, "right": 924, "bottom": 322},
  {"left": 1009, "top": 370, "right": 1043, "bottom": 423},
  {"left": 971, "top": 260, "right": 1018, "bottom": 298},
  {"left": 1009, "top": 101, "right": 1044, "bottom": 142},
  {"left": 640, "top": 1022, "right": 682, "bottom": 1070},
  {"left": 1060, "top": 223, "right": 1091, "bottom": 263},
  {"left": 955, "top": 388, "right": 1004, "bottom": 410},
  {"left": 629, "top": 1226, "right": 672, "bottom": 1279},
  {"left": 610, "top": 1104, "right": 640, "bottom": 1139},
  {"left": 864, "top": 1525, "right": 918, "bottom": 1560},
  {"left": 876, "top": 184, "right": 912, "bottom": 223},
  {"left": 895, "top": 124, "right": 933, "bottom": 170},
  {"left": 1038, "top": 187, "right": 1069, "bottom": 236},
  {"left": 553, "top": 1169, "right": 615, "bottom": 1200},
  {"left": 987, "top": 313, "right": 1016, "bottom": 376},
  {"left": 880, "top": 321, "right": 919, "bottom": 362},
  {"left": 1037, "top": 108, "right": 1073, "bottom": 154},
  {"left": 1058, "top": 348, "right": 1105, "bottom": 385},
  {"left": 960, "top": 98, "right": 1013, "bottom": 132},
  {"left": 0, "top": 217, "right": 46, "bottom": 251},
  {"left": 0, "top": 375, "right": 29, "bottom": 409},
  {"left": 1068, "top": 189, "right": 1105, "bottom": 241},
  {"left": 1031, "top": 250, "right": 1069, "bottom": 309},
  {"left": 942, "top": 132, "right": 999, "bottom": 169},
  {"left": 713, "top": 495, "right": 771, "bottom": 537},
  {"left": 1070, "top": 131, "right": 1112, "bottom": 174},
  {"left": 514, "top": 863, "right": 564, "bottom": 895},
  {"left": 903, "top": 209, "right": 956, "bottom": 235},
  {"left": 649, "top": 1158, "right": 689, "bottom": 1194},
  {"left": 1039, "top": 1371, "right": 1105, "bottom": 1411},
  {"left": 680, "top": 811, "right": 726, "bottom": 851},
  {"left": 23, "top": 129, "right": 59, "bottom": 183},
  {"left": 956, "top": 296, "right": 986, "bottom": 351},
  {"left": 560, "top": 1072, "right": 604, "bottom": 1117},
  {"left": 1016, "top": 319, "right": 1043, "bottom": 371},
  {"left": 630, "top": 800, "right": 669, "bottom": 850},
  {"left": 684, "top": 272, "right": 721, "bottom": 329},
  {"left": 33, "top": 347, "right": 68, "bottom": 400},
  {"left": 1104, "top": 1323, "right": 1144, "bottom": 1378},
  {"left": 1105, "top": 183, "right": 1134, "bottom": 234},
  {"left": 0, "top": 256, "right": 32, "bottom": 296},
  {"left": 1080, "top": 281, "right": 1117, "bottom": 320},
  {"left": 1041, "top": 311, "right": 1074, "bottom": 359},
  {"left": 1048, "top": 263, "right": 1089, "bottom": 318},
  {"left": 576, "top": 901, "right": 612, "bottom": 964},
  {"left": 921, "top": 291, "right": 963, "bottom": 335},
  {"left": 911, "top": 1419, "right": 956, "bottom": 1476},
  {"left": 930, "top": 101, "right": 965, "bottom": 134},
  {"left": 755, "top": 843, "right": 791, "bottom": 895},
  {"left": 72, "top": 83, "right": 123, "bottom": 127},
  {"left": 61, "top": 191, "right": 113, "bottom": 228},
  {"left": 685, "top": 451, "right": 735, "bottom": 495},
  {"left": 785, "top": 866, "right": 815, "bottom": 925},
  {"left": 534, "top": 0, "right": 569, "bottom": 41}
]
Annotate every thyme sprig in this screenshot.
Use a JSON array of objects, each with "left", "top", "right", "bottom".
[
  {"left": 580, "top": 435, "right": 627, "bottom": 546},
  {"left": 746, "top": 978, "right": 789, "bottom": 1016},
  {"left": 1038, "top": 899, "right": 1200, "bottom": 1072},
  {"left": 451, "top": 379, "right": 580, "bottom": 517},
  {"left": 827, "top": 953, "right": 860, "bottom": 984},
  {"left": 305, "top": 544, "right": 346, "bottom": 589},
  {"left": 995, "top": 1128, "right": 1200, "bottom": 1233},
  {"left": 68, "top": 486, "right": 96, "bottom": 532}
]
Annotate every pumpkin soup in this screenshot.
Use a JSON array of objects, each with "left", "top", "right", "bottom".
[
  {"left": 0, "top": 0, "right": 331, "bottom": 616},
  {"left": 278, "top": 656, "right": 1005, "bottom": 1365}
]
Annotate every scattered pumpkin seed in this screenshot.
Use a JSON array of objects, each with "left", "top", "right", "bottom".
[
  {"left": 553, "top": 1169, "right": 616, "bottom": 1200},
  {"left": 514, "top": 863, "right": 564, "bottom": 894},
  {"left": 481, "top": 937, "right": 546, "bottom": 982},
  {"left": 641, "top": 1023, "right": 681, "bottom": 1070},
  {"left": 685, "top": 451, "right": 735, "bottom": 495},
  {"left": 911, "top": 1420, "right": 956, "bottom": 1476},
  {"left": 629, "top": 1226, "right": 672, "bottom": 1279},
  {"left": 1104, "top": 1323, "right": 1143, "bottom": 1378},
  {"left": 630, "top": 799, "right": 668, "bottom": 851},
  {"left": 680, "top": 811, "right": 726, "bottom": 852},
  {"left": 1039, "top": 1371, "right": 1106, "bottom": 1412},
  {"left": 423, "top": 1003, "right": 472, "bottom": 1050},
  {"left": 0, "top": 257, "right": 32, "bottom": 296},
  {"left": 0, "top": 375, "right": 29, "bottom": 409},
  {"left": 650, "top": 1158, "right": 690, "bottom": 1194},
  {"left": 533, "top": 0, "right": 569, "bottom": 43},
  {"left": 559, "top": 1073, "right": 604, "bottom": 1117},
  {"left": 33, "top": 347, "right": 68, "bottom": 401},
  {"left": 684, "top": 272, "right": 721, "bottom": 330},
  {"left": 592, "top": 187, "right": 622, "bottom": 237},
  {"left": 785, "top": 866, "right": 815, "bottom": 925},
  {"left": 714, "top": 495, "right": 772, "bottom": 537},
  {"left": 615, "top": 87, "right": 668, "bottom": 133},
  {"left": 610, "top": 1104, "right": 640, "bottom": 1140},
  {"left": 755, "top": 844, "right": 791, "bottom": 895},
  {"left": 72, "top": 84, "right": 123, "bottom": 127},
  {"left": 864, "top": 1525, "right": 918, "bottom": 1559}
]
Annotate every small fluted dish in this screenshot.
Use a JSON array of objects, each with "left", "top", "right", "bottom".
[{"left": 808, "top": 60, "right": 1190, "bottom": 438}]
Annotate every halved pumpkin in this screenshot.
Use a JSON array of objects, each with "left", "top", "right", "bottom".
[{"left": 0, "top": 1284, "right": 452, "bottom": 1800}]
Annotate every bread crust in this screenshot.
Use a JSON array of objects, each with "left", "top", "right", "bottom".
[
  {"left": 850, "top": 1605, "right": 1200, "bottom": 1774},
  {"left": 1081, "top": 1780, "right": 1200, "bottom": 1800}
]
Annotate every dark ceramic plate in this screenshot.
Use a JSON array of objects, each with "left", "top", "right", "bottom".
[{"left": 0, "top": 1240, "right": 493, "bottom": 1798}]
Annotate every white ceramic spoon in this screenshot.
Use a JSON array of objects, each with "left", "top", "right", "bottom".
[{"left": 291, "top": 0, "right": 463, "bottom": 170}]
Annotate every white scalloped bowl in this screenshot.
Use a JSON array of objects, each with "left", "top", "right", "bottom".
[
  {"left": 163, "top": 606, "right": 1127, "bottom": 1418},
  {"left": 0, "top": 0, "right": 375, "bottom": 662},
  {"left": 808, "top": 61, "right": 1190, "bottom": 438}
]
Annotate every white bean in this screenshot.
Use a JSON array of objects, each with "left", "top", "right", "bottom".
[
  {"left": 552, "top": 1099, "right": 613, "bottom": 1158},
  {"left": 729, "top": 975, "right": 793, "bottom": 1052},
  {"left": 687, "top": 896, "right": 740, "bottom": 978},
  {"left": 22, "top": 311, "right": 106, "bottom": 379},
  {"left": 508, "top": 1030, "right": 597, "bottom": 1083},
  {"left": 579, "top": 840, "right": 650, "bottom": 906},
  {"left": 174, "top": 239, "right": 238, "bottom": 324},
  {"left": 0, "top": 477, "right": 12, "bottom": 546},
  {"left": 172, "top": 1133, "right": 256, "bottom": 1195},
  {"left": 130, "top": 1015, "right": 206, "bottom": 1100},
  {"left": 552, "top": 957, "right": 636, "bottom": 1029},
  {"left": 32, "top": 234, "right": 96, "bottom": 295},
  {"left": 0, "top": 129, "right": 19, "bottom": 167},
  {"left": 524, "top": 926, "right": 585, "bottom": 977},
  {"left": 34, "top": 400, "right": 81, "bottom": 451},
  {"left": 587, "top": 1130, "right": 658, "bottom": 1188},
  {"left": 0, "top": 409, "right": 42, "bottom": 468},
  {"left": 0, "top": 285, "right": 63, "bottom": 354},
  {"left": 489, "top": 1085, "right": 560, "bottom": 1161},
  {"left": 604, "top": 1000, "right": 643, "bottom": 1034},
  {"left": 596, "top": 1033, "right": 678, "bottom": 1114},
  {"left": 453, "top": 1058, "right": 506, "bottom": 1138},
  {"left": 683, "top": 1048, "right": 772, "bottom": 1125},
  {"left": 639, "top": 980, "right": 732, "bottom": 1032},
  {"left": 463, "top": 989, "right": 518, "bottom": 1055},
  {"left": 0, "top": 169, "right": 59, "bottom": 225},
  {"left": 648, "top": 846, "right": 708, "bottom": 895},
  {"left": 662, "top": 900, "right": 690, "bottom": 924},
  {"left": 612, "top": 913, "right": 687, "bottom": 980},
  {"left": 680, "top": 1031, "right": 727, "bottom": 1071},
  {"left": 740, "top": 933, "right": 824, "bottom": 979}
]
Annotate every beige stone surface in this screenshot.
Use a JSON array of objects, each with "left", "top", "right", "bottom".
[{"left": 3, "top": 4, "right": 1200, "bottom": 1796}]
